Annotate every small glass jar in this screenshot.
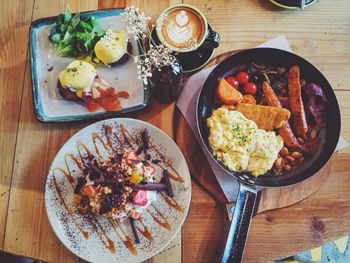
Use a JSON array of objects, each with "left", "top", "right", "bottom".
[{"left": 148, "top": 58, "right": 183, "bottom": 103}]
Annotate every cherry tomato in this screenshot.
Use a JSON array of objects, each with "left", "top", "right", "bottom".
[
  {"left": 236, "top": 71, "right": 250, "bottom": 85},
  {"left": 225, "top": 76, "right": 239, "bottom": 89},
  {"left": 243, "top": 82, "right": 257, "bottom": 95}
]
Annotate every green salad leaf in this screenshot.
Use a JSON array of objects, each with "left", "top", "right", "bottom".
[{"left": 49, "top": 10, "right": 105, "bottom": 57}]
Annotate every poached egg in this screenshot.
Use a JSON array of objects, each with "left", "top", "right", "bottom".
[
  {"left": 94, "top": 29, "right": 128, "bottom": 65},
  {"left": 58, "top": 60, "right": 110, "bottom": 99}
]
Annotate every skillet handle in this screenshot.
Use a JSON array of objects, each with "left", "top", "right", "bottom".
[{"left": 221, "top": 183, "right": 257, "bottom": 263}]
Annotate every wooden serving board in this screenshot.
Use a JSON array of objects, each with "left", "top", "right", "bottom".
[{"left": 175, "top": 51, "right": 333, "bottom": 214}]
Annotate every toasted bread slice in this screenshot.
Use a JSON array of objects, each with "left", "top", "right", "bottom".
[{"left": 235, "top": 103, "right": 291, "bottom": 131}]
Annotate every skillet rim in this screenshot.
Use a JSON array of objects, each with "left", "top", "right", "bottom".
[{"left": 196, "top": 47, "right": 341, "bottom": 188}]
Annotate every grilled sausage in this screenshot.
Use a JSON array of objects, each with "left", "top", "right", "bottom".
[
  {"left": 262, "top": 81, "right": 301, "bottom": 148},
  {"left": 278, "top": 125, "right": 301, "bottom": 149},
  {"left": 288, "top": 65, "right": 308, "bottom": 136}
]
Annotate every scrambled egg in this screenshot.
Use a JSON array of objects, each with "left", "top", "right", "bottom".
[{"left": 207, "top": 108, "right": 283, "bottom": 176}]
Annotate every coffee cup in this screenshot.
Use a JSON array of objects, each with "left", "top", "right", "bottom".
[
  {"left": 269, "top": 0, "right": 317, "bottom": 9},
  {"left": 155, "top": 4, "right": 220, "bottom": 53}
]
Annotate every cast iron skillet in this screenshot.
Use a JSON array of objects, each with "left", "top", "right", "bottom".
[{"left": 196, "top": 48, "right": 341, "bottom": 262}]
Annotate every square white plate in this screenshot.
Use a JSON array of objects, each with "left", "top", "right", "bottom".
[{"left": 30, "top": 9, "right": 149, "bottom": 122}]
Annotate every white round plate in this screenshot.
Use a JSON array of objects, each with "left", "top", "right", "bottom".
[{"left": 45, "top": 118, "right": 191, "bottom": 262}]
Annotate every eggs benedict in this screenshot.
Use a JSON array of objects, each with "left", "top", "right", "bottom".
[
  {"left": 94, "top": 29, "right": 131, "bottom": 66},
  {"left": 58, "top": 60, "right": 97, "bottom": 100},
  {"left": 57, "top": 60, "right": 129, "bottom": 112}
]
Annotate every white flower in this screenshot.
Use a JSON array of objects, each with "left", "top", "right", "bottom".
[
  {"left": 121, "top": 6, "right": 150, "bottom": 40},
  {"left": 121, "top": 6, "right": 188, "bottom": 85}
]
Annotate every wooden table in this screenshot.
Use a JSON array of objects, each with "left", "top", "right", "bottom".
[{"left": 1, "top": 0, "right": 350, "bottom": 262}]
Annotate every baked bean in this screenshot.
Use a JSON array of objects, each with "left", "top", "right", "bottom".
[
  {"left": 310, "top": 127, "right": 318, "bottom": 139},
  {"left": 280, "top": 147, "right": 289, "bottom": 157},
  {"left": 283, "top": 164, "right": 292, "bottom": 172},
  {"left": 274, "top": 157, "right": 283, "bottom": 169},
  {"left": 291, "top": 151, "right": 303, "bottom": 159},
  {"left": 285, "top": 155, "right": 295, "bottom": 163}
]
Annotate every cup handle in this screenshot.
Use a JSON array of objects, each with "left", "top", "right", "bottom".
[
  {"left": 201, "top": 26, "right": 220, "bottom": 49},
  {"left": 299, "top": 0, "right": 306, "bottom": 9}
]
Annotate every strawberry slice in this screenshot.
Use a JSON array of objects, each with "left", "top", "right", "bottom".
[{"left": 133, "top": 190, "right": 148, "bottom": 206}]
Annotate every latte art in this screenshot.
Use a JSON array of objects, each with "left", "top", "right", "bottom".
[
  {"left": 176, "top": 10, "right": 189, "bottom": 26},
  {"left": 167, "top": 11, "right": 193, "bottom": 44},
  {"left": 158, "top": 7, "right": 206, "bottom": 50}
]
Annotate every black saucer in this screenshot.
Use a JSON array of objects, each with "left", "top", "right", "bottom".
[
  {"left": 150, "top": 26, "right": 216, "bottom": 73},
  {"left": 269, "top": 0, "right": 318, "bottom": 9}
]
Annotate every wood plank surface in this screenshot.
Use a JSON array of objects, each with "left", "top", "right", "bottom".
[
  {"left": 0, "top": 0, "right": 35, "bottom": 250},
  {"left": 2, "top": 0, "right": 184, "bottom": 262},
  {"left": 98, "top": 0, "right": 125, "bottom": 9},
  {"left": 245, "top": 153, "right": 350, "bottom": 262},
  {"left": 182, "top": 153, "right": 350, "bottom": 263},
  {"left": 125, "top": 2, "right": 184, "bottom": 263},
  {"left": 336, "top": 90, "right": 350, "bottom": 153},
  {"left": 2, "top": 1, "right": 98, "bottom": 262},
  {"left": 178, "top": 0, "right": 350, "bottom": 262},
  {"left": 183, "top": 0, "right": 350, "bottom": 92}
]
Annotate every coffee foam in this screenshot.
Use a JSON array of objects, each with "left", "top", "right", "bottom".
[
  {"left": 167, "top": 11, "right": 193, "bottom": 44},
  {"left": 159, "top": 7, "right": 205, "bottom": 50}
]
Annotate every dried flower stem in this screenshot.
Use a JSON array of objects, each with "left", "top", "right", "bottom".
[{"left": 121, "top": 6, "right": 195, "bottom": 84}]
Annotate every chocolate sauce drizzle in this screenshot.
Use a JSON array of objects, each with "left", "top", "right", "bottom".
[
  {"left": 148, "top": 144, "right": 185, "bottom": 183},
  {"left": 136, "top": 218, "right": 154, "bottom": 242},
  {"left": 51, "top": 123, "right": 185, "bottom": 255},
  {"left": 108, "top": 219, "right": 137, "bottom": 255},
  {"left": 52, "top": 176, "right": 89, "bottom": 239},
  {"left": 160, "top": 192, "right": 184, "bottom": 212},
  {"left": 76, "top": 140, "right": 93, "bottom": 160},
  {"left": 104, "top": 125, "right": 118, "bottom": 152},
  {"left": 89, "top": 215, "right": 116, "bottom": 253},
  {"left": 92, "top": 131, "right": 113, "bottom": 157},
  {"left": 53, "top": 167, "right": 74, "bottom": 188},
  {"left": 147, "top": 204, "right": 171, "bottom": 230}
]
